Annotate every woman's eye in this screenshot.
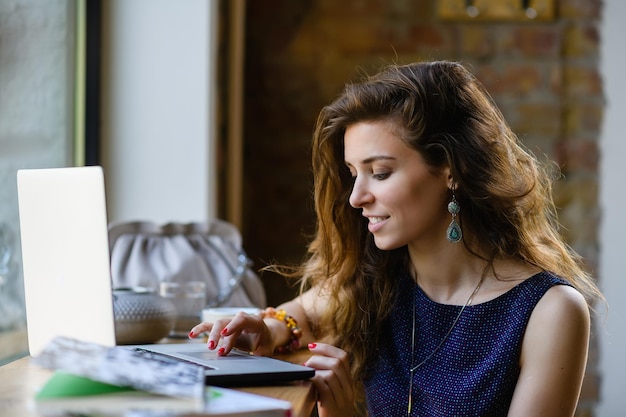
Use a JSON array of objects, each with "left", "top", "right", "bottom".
[{"left": 373, "top": 172, "right": 391, "bottom": 180}]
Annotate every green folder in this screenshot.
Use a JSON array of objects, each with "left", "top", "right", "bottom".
[{"left": 35, "top": 371, "right": 135, "bottom": 399}]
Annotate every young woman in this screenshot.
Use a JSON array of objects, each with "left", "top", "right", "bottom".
[{"left": 190, "top": 61, "right": 602, "bottom": 416}]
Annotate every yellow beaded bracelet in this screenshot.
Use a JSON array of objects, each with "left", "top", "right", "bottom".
[{"left": 261, "top": 307, "right": 303, "bottom": 353}]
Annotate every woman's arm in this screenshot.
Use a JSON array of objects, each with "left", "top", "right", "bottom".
[
  {"left": 508, "top": 285, "right": 590, "bottom": 417},
  {"left": 270, "top": 285, "right": 329, "bottom": 348}
]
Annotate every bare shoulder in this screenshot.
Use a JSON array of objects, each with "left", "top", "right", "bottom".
[
  {"left": 531, "top": 284, "right": 589, "bottom": 327},
  {"left": 522, "top": 283, "right": 590, "bottom": 366}
]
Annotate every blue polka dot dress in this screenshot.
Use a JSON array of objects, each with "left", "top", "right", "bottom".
[{"left": 363, "top": 271, "right": 571, "bottom": 416}]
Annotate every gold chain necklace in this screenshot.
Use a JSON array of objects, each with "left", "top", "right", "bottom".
[{"left": 407, "top": 275, "right": 484, "bottom": 416}]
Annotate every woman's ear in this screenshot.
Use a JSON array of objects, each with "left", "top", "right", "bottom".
[{"left": 443, "top": 167, "right": 455, "bottom": 190}]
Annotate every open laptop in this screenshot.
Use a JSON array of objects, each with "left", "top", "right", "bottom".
[{"left": 17, "top": 166, "right": 314, "bottom": 386}]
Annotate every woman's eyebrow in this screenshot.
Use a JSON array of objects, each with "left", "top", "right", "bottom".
[{"left": 345, "top": 155, "right": 397, "bottom": 166}]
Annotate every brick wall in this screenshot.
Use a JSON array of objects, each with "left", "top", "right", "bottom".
[{"left": 241, "top": 1, "right": 603, "bottom": 413}]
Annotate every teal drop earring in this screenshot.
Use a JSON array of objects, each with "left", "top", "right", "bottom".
[{"left": 446, "top": 189, "right": 462, "bottom": 243}]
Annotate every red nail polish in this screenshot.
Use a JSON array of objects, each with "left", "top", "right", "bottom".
[
  {"left": 308, "top": 343, "right": 317, "bottom": 349},
  {"left": 188, "top": 331, "right": 195, "bottom": 338},
  {"left": 208, "top": 340, "right": 216, "bottom": 350},
  {"left": 221, "top": 328, "right": 228, "bottom": 335},
  {"left": 218, "top": 347, "right": 225, "bottom": 355}
]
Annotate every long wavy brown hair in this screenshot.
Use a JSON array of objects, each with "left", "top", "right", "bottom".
[{"left": 290, "top": 61, "right": 602, "bottom": 385}]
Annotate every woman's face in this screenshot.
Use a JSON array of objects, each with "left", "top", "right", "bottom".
[{"left": 345, "top": 121, "right": 452, "bottom": 251}]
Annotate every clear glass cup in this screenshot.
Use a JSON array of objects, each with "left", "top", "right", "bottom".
[{"left": 159, "top": 281, "right": 206, "bottom": 337}]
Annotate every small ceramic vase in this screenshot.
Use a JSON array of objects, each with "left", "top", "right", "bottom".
[{"left": 112, "top": 287, "right": 177, "bottom": 344}]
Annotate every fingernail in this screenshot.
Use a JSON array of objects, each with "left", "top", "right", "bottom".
[
  {"left": 218, "top": 347, "right": 225, "bottom": 355},
  {"left": 188, "top": 331, "right": 195, "bottom": 339},
  {"left": 221, "top": 328, "right": 228, "bottom": 335},
  {"left": 208, "top": 340, "right": 216, "bottom": 350},
  {"left": 308, "top": 343, "right": 317, "bottom": 349}
]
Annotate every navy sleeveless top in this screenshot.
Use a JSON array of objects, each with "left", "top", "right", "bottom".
[{"left": 363, "top": 271, "right": 571, "bottom": 416}]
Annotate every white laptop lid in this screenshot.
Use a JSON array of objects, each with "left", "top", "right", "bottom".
[{"left": 17, "top": 166, "right": 116, "bottom": 356}]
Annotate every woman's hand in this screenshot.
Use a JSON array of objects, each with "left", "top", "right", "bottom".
[
  {"left": 188, "top": 311, "right": 276, "bottom": 357},
  {"left": 305, "top": 342, "right": 354, "bottom": 417}
]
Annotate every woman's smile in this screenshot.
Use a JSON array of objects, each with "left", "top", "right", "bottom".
[{"left": 366, "top": 215, "right": 390, "bottom": 233}]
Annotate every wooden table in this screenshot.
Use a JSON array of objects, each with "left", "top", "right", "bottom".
[{"left": 0, "top": 353, "right": 317, "bottom": 417}]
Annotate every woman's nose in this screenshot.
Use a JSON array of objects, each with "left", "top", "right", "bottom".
[{"left": 349, "top": 177, "right": 373, "bottom": 208}]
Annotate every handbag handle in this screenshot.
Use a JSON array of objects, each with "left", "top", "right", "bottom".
[{"left": 204, "top": 241, "right": 251, "bottom": 308}]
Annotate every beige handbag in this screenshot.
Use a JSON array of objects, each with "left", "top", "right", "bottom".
[{"left": 108, "top": 220, "right": 266, "bottom": 311}]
